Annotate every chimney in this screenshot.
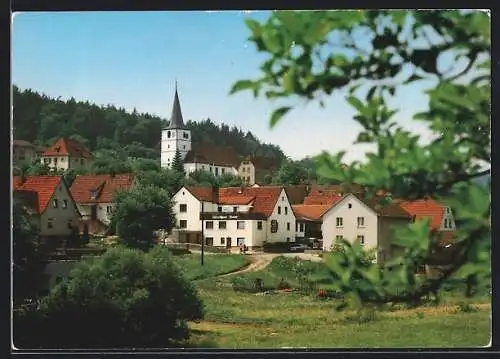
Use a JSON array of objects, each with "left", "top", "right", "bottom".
[{"left": 20, "top": 170, "right": 26, "bottom": 184}]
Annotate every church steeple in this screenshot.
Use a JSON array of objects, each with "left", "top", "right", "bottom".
[{"left": 168, "top": 81, "right": 185, "bottom": 129}]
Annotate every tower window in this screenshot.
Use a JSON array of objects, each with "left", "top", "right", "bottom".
[
  {"left": 183, "top": 132, "right": 189, "bottom": 139},
  {"left": 167, "top": 131, "right": 171, "bottom": 138}
]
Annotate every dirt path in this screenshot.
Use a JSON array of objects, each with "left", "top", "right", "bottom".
[{"left": 218, "top": 254, "right": 277, "bottom": 277}]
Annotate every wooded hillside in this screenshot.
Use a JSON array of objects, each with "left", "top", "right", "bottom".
[{"left": 12, "top": 85, "right": 286, "bottom": 163}]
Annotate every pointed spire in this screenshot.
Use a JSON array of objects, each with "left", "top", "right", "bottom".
[{"left": 168, "top": 82, "right": 185, "bottom": 129}]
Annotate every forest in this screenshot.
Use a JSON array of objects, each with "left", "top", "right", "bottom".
[{"left": 12, "top": 85, "right": 287, "bottom": 163}]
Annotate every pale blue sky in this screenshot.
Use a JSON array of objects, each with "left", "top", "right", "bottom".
[{"left": 12, "top": 10, "right": 441, "bottom": 162}]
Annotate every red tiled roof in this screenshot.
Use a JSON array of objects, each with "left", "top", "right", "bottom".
[
  {"left": 284, "top": 185, "right": 309, "bottom": 205},
  {"left": 218, "top": 196, "right": 255, "bottom": 205},
  {"left": 292, "top": 204, "right": 331, "bottom": 221},
  {"left": 43, "top": 137, "right": 92, "bottom": 158},
  {"left": 70, "top": 174, "right": 135, "bottom": 203},
  {"left": 218, "top": 186, "right": 282, "bottom": 217},
  {"left": 13, "top": 175, "right": 62, "bottom": 213},
  {"left": 399, "top": 198, "right": 446, "bottom": 230},
  {"left": 304, "top": 194, "right": 343, "bottom": 205},
  {"left": 184, "top": 143, "right": 241, "bottom": 167},
  {"left": 186, "top": 186, "right": 218, "bottom": 202}
]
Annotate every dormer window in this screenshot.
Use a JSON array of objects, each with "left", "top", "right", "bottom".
[{"left": 90, "top": 190, "right": 98, "bottom": 200}]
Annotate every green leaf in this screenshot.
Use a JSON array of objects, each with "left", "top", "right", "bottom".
[
  {"left": 245, "top": 19, "right": 262, "bottom": 38},
  {"left": 229, "top": 80, "right": 256, "bottom": 95},
  {"left": 269, "top": 106, "right": 291, "bottom": 128}
]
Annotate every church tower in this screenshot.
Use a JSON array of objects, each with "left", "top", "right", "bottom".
[{"left": 160, "top": 83, "right": 192, "bottom": 169}]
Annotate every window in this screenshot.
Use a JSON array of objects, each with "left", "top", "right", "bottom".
[
  {"left": 219, "top": 221, "right": 227, "bottom": 229},
  {"left": 62, "top": 199, "right": 68, "bottom": 209},
  {"left": 357, "top": 217, "right": 365, "bottom": 227},
  {"left": 206, "top": 221, "right": 214, "bottom": 229},
  {"left": 295, "top": 222, "right": 298, "bottom": 231},
  {"left": 217, "top": 206, "right": 222, "bottom": 212},
  {"left": 348, "top": 203, "right": 352, "bottom": 209},
  {"left": 356, "top": 235, "right": 365, "bottom": 245},
  {"left": 286, "top": 237, "right": 290, "bottom": 242},
  {"left": 205, "top": 237, "right": 214, "bottom": 246},
  {"left": 222, "top": 168, "right": 225, "bottom": 174},
  {"left": 167, "top": 131, "right": 171, "bottom": 138},
  {"left": 237, "top": 221, "right": 245, "bottom": 230},
  {"left": 237, "top": 238, "right": 245, "bottom": 246},
  {"left": 168, "top": 145, "right": 170, "bottom": 149},
  {"left": 80, "top": 159, "right": 84, "bottom": 165},
  {"left": 215, "top": 167, "right": 219, "bottom": 176},
  {"left": 335, "top": 235, "right": 343, "bottom": 241},
  {"left": 300, "top": 223, "right": 305, "bottom": 232},
  {"left": 287, "top": 222, "right": 290, "bottom": 231},
  {"left": 336, "top": 217, "right": 343, "bottom": 227},
  {"left": 233, "top": 206, "right": 237, "bottom": 213},
  {"left": 60, "top": 157, "right": 64, "bottom": 162},
  {"left": 48, "top": 221, "right": 54, "bottom": 229},
  {"left": 183, "top": 132, "right": 189, "bottom": 139},
  {"left": 257, "top": 221, "right": 263, "bottom": 230},
  {"left": 270, "top": 220, "right": 278, "bottom": 233},
  {"left": 183, "top": 145, "right": 186, "bottom": 149},
  {"left": 179, "top": 204, "right": 187, "bottom": 212},
  {"left": 210, "top": 167, "right": 213, "bottom": 172},
  {"left": 246, "top": 176, "right": 250, "bottom": 182},
  {"left": 53, "top": 199, "right": 58, "bottom": 208},
  {"left": 282, "top": 196, "right": 285, "bottom": 201},
  {"left": 179, "top": 220, "right": 187, "bottom": 228},
  {"left": 220, "top": 238, "right": 225, "bottom": 245},
  {"left": 106, "top": 206, "right": 112, "bottom": 214},
  {"left": 285, "top": 207, "right": 288, "bottom": 215},
  {"left": 444, "top": 219, "right": 449, "bottom": 228},
  {"left": 278, "top": 206, "right": 281, "bottom": 214}
]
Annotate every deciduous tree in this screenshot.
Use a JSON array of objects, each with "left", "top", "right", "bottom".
[{"left": 231, "top": 10, "right": 490, "bottom": 306}]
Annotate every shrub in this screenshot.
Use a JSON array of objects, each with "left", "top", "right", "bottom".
[
  {"left": 277, "top": 278, "right": 292, "bottom": 290},
  {"left": 13, "top": 246, "right": 203, "bottom": 349},
  {"left": 457, "top": 302, "right": 478, "bottom": 313}
]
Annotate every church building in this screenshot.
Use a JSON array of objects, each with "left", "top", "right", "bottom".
[{"left": 160, "top": 84, "right": 240, "bottom": 176}]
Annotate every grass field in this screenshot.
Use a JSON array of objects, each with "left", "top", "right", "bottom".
[
  {"left": 175, "top": 254, "right": 251, "bottom": 281},
  {"left": 183, "top": 256, "right": 491, "bottom": 349}
]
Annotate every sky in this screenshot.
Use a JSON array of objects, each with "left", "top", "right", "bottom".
[{"left": 12, "top": 11, "right": 447, "bottom": 162}]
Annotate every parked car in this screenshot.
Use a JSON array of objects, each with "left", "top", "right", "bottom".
[{"left": 289, "top": 244, "right": 310, "bottom": 252}]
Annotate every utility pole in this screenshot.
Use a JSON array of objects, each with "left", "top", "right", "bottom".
[{"left": 201, "top": 200, "right": 204, "bottom": 266}]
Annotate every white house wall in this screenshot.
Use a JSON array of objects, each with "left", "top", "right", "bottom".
[
  {"left": 440, "top": 207, "right": 456, "bottom": 231},
  {"left": 266, "top": 189, "right": 296, "bottom": 243},
  {"left": 322, "top": 194, "right": 378, "bottom": 252},
  {"left": 40, "top": 182, "right": 81, "bottom": 236},
  {"left": 77, "top": 202, "right": 114, "bottom": 224},
  {"left": 203, "top": 219, "right": 258, "bottom": 247},
  {"left": 173, "top": 188, "right": 203, "bottom": 231}
]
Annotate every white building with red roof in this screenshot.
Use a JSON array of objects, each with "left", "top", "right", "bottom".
[
  {"left": 69, "top": 173, "right": 136, "bottom": 234},
  {"left": 41, "top": 137, "right": 93, "bottom": 171},
  {"left": 172, "top": 185, "right": 297, "bottom": 249},
  {"left": 13, "top": 175, "right": 81, "bottom": 238}
]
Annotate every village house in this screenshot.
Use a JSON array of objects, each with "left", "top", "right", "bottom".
[
  {"left": 238, "top": 155, "right": 278, "bottom": 185},
  {"left": 41, "top": 137, "right": 93, "bottom": 171},
  {"left": 171, "top": 185, "right": 297, "bottom": 249},
  {"left": 321, "top": 193, "right": 412, "bottom": 263},
  {"left": 12, "top": 139, "right": 45, "bottom": 165},
  {"left": 69, "top": 173, "right": 136, "bottom": 235},
  {"left": 292, "top": 204, "right": 334, "bottom": 247},
  {"left": 13, "top": 175, "right": 81, "bottom": 241}
]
